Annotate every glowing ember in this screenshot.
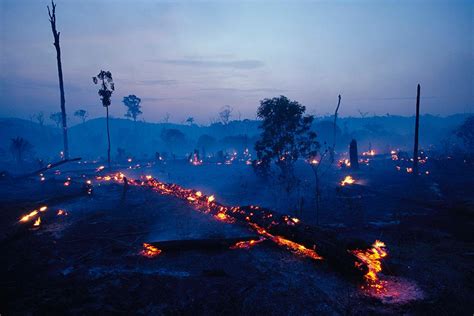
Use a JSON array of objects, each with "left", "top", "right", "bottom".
[
  {"left": 406, "top": 167, "right": 413, "bottom": 173},
  {"left": 362, "top": 149, "right": 376, "bottom": 156},
  {"left": 340, "top": 175, "right": 355, "bottom": 186},
  {"left": 207, "top": 195, "right": 215, "bottom": 203},
  {"left": 39, "top": 206, "right": 47, "bottom": 212},
  {"left": 33, "top": 217, "right": 41, "bottom": 227},
  {"left": 64, "top": 181, "right": 70, "bottom": 186},
  {"left": 230, "top": 238, "right": 265, "bottom": 249},
  {"left": 140, "top": 243, "right": 161, "bottom": 258},
  {"left": 273, "top": 236, "right": 323, "bottom": 260},
  {"left": 57, "top": 209, "right": 68, "bottom": 216},
  {"left": 19, "top": 210, "right": 39, "bottom": 222},
  {"left": 351, "top": 240, "right": 388, "bottom": 293},
  {"left": 96, "top": 165, "right": 105, "bottom": 172}
]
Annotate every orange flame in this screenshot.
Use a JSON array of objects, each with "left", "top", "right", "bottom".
[
  {"left": 351, "top": 240, "right": 387, "bottom": 292},
  {"left": 340, "top": 175, "right": 355, "bottom": 186},
  {"left": 33, "top": 217, "right": 41, "bottom": 227},
  {"left": 140, "top": 243, "right": 162, "bottom": 258},
  {"left": 230, "top": 238, "right": 265, "bottom": 249},
  {"left": 20, "top": 210, "right": 38, "bottom": 222}
]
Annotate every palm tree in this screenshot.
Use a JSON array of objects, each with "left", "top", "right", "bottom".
[{"left": 93, "top": 70, "right": 115, "bottom": 168}]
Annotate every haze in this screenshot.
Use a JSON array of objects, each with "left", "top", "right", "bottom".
[{"left": 0, "top": 0, "right": 472, "bottom": 123}]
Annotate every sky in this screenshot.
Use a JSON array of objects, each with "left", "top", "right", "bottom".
[{"left": 0, "top": 0, "right": 472, "bottom": 124}]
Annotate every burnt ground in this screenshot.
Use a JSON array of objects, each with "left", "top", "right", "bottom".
[{"left": 0, "top": 158, "right": 473, "bottom": 315}]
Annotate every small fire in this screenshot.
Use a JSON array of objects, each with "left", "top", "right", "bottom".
[
  {"left": 19, "top": 210, "right": 39, "bottom": 222},
  {"left": 39, "top": 206, "right": 47, "bottom": 212},
  {"left": 207, "top": 195, "right": 215, "bottom": 203},
  {"left": 64, "top": 181, "right": 70, "bottom": 186},
  {"left": 273, "top": 236, "right": 323, "bottom": 260},
  {"left": 406, "top": 167, "right": 413, "bottom": 173},
  {"left": 230, "top": 238, "right": 265, "bottom": 249},
  {"left": 57, "top": 209, "right": 68, "bottom": 216},
  {"left": 33, "top": 217, "right": 41, "bottom": 227},
  {"left": 340, "top": 175, "right": 355, "bottom": 186},
  {"left": 362, "top": 149, "right": 376, "bottom": 156},
  {"left": 351, "top": 240, "right": 388, "bottom": 292},
  {"left": 140, "top": 243, "right": 162, "bottom": 258},
  {"left": 96, "top": 165, "right": 105, "bottom": 172}
]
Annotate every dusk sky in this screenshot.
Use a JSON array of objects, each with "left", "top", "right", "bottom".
[{"left": 1, "top": 0, "right": 472, "bottom": 124}]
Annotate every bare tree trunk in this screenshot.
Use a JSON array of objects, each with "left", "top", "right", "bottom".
[
  {"left": 413, "top": 84, "right": 421, "bottom": 175},
  {"left": 106, "top": 106, "right": 111, "bottom": 168},
  {"left": 331, "top": 95, "right": 342, "bottom": 163},
  {"left": 48, "top": 1, "right": 69, "bottom": 160}
]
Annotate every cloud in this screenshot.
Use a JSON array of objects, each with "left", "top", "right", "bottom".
[
  {"left": 153, "top": 58, "right": 264, "bottom": 70},
  {"left": 137, "top": 79, "right": 178, "bottom": 86},
  {"left": 200, "top": 87, "right": 286, "bottom": 93}
]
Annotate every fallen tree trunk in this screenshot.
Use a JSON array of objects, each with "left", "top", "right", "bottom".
[
  {"left": 148, "top": 236, "right": 260, "bottom": 251},
  {"left": 141, "top": 178, "right": 372, "bottom": 279},
  {"left": 18, "top": 157, "right": 82, "bottom": 179}
]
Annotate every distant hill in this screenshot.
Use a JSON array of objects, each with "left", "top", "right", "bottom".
[{"left": 0, "top": 114, "right": 469, "bottom": 161}]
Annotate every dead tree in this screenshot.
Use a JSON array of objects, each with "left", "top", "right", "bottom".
[
  {"left": 330, "top": 94, "right": 342, "bottom": 163},
  {"left": 48, "top": 1, "right": 69, "bottom": 160},
  {"left": 413, "top": 84, "right": 421, "bottom": 175},
  {"left": 349, "top": 139, "right": 359, "bottom": 169}
]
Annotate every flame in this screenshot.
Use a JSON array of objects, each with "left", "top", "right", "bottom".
[
  {"left": 19, "top": 210, "right": 39, "bottom": 222},
  {"left": 351, "top": 240, "right": 388, "bottom": 292},
  {"left": 140, "top": 243, "right": 162, "bottom": 258},
  {"left": 230, "top": 238, "right": 265, "bottom": 249},
  {"left": 362, "top": 150, "right": 376, "bottom": 156},
  {"left": 273, "top": 236, "right": 323, "bottom": 260},
  {"left": 33, "top": 217, "right": 41, "bottom": 227},
  {"left": 39, "top": 206, "right": 47, "bottom": 212},
  {"left": 340, "top": 175, "right": 355, "bottom": 186},
  {"left": 57, "top": 209, "right": 68, "bottom": 216},
  {"left": 207, "top": 195, "right": 215, "bottom": 203},
  {"left": 96, "top": 165, "right": 105, "bottom": 172}
]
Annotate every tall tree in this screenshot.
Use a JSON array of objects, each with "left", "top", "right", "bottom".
[
  {"left": 330, "top": 94, "right": 341, "bottom": 163},
  {"left": 122, "top": 95, "right": 142, "bottom": 121},
  {"left": 93, "top": 70, "right": 115, "bottom": 168},
  {"left": 413, "top": 84, "right": 421, "bottom": 175},
  {"left": 47, "top": 1, "right": 69, "bottom": 159},
  {"left": 74, "top": 109, "right": 88, "bottom": 124}
]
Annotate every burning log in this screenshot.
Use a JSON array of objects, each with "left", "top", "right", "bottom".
[
  {"left": 147, "top": 236, "right": 261, "bottom": 252},
  {"left": 136, "top": 177, "right": 372, "bottom": 279},
  {"left": 96, "top": 175, "right": 386, "bottom": 283}
]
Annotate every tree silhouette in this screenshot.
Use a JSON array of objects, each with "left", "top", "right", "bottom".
[
  {"left": 197, "top": 134, "right": 216, "bottom": 157},
  {"left": 456, "top": 115, "right": 474, "bottom": 152},
  {"left": 93, "top": 70, "right": 115, "bottom": 168},
  {"left": 219, "top": 105, "right": 233, "bottom": 125},
  {"left": 254, "top": 96, "right": 316, "bottom": 190},
  {"left": 48, "top": 0, "right": 69, "bottom": 159},
  {"left": 50, "top": 112, "right": 62, "bottom": 127},
  {"left": 349, "top": 139, "right": 359, "bottom": 169},
  {"left": 10, "top": 137, "right": 33, "bottom": 164},
  {"left": 161, "top": 128, "right": 185, "bottom": 158},
  {"left": 74, "top": 109, "right": 88, "bottom": 123},
  {"left": 186, "top": 117, "right": 195, "bottom": 125},
  {"left": 36, "top": 112, "right": 45, "bottom": 127},
  {"left": 122, "top": 95, "right": 142, "bottom": 121}
]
